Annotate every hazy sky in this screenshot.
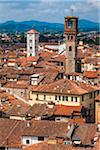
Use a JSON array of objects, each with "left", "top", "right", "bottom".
[{"left": 0, "top": 0, "right": 100, "bottom": 23}]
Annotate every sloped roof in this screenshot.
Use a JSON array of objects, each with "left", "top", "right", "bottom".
[
  {"left": 27, "top": 29, "right": 39, "bottom": 34},
  {"left": 31, "top": 79, "right": 98, "bottom": 95},
  {"left": 0, "top": 119, "right": 69, "bottom": 147},
  {"left": 54, "top": 105, "right": 82, "bottom": 116},
  {"left": 72, "top": 124, "right": 97, "bottom": 145},
  {"left": 83, "top": 71, "right": 98, "bottom": 79}
]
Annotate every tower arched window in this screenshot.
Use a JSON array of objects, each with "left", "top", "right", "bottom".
[
  {"left": 69, "top": 46, "right": 72, "bottom": 51},
  {"left": 68, "top": 35, "right": 70, "bottom": 40},
  {"left": 71, "top": 36, "right": 73, "bottom": 40},
  {"left": 68, "top": 19, "right": 74, "bottom": 28}
]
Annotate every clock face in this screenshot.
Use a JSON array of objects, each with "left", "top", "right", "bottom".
[{"left": 68, "top": 19, "right": 74, "bottom": 28}]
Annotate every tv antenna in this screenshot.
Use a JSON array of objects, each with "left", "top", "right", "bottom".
[{"left": 70, "top": 8, "right": 74, "bottom": 16}]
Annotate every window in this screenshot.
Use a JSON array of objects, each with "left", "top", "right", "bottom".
[
  {"left": 97, "top": 90, "right": 99, "bottom": 95},
  {"left": 55, "top": 95, "right": 57, "bottom": 100},
  {"left": 71, "top": 97, "right": 77, "bottom": 102},
  {"left": 44, "top": 95, "right": 46, "bottom": 100},
  {"left": 36, "top": 94, "right": 38, "bottom": 100},
  {"left": 29, "top": 39, "right": 32, "bottom": 43},
  {"left": 68, "top": 35, "right": 73, "bottom": 41},
  {"left": 89, "top": 103, "right": 92, "bottom": 109},
  {"left": 89, "top": 93, "right": 92, "bottom": 99},
  {"left": 82, "top": 95, "right": 84, "bottom": 102},
  {"left": 69, "top": 46, "right": 72, "bottom": 51},
  {"left": 35, "top": 45, "right": 37, "bottom": 48},
  {"left": 62, "top": 96, "right": 67, "bottom": 101},
  {"left": 59, "top": 96, "right": 61, "bottom": 101},
  {"left": 38, "top": 136, "right": 44, "bottom": 141},
  {"left": 75, "top": 76, "right": 76, "bottom": 80},
  {"left": 68, "top": 19, "right": 74, "bottom": 28},
  {"left": 21, "top": 91, "right": 23, "bottom": 96},
  {"left": 68, "top": 75, "right": 70, "bottom": 79},
  {"left": 0, "top": 147, "right": 5, "bottom": 150},
  {"left": 71, "top": 97, "right": 73, "bottom": 102},
  {"left": 30, "top": 46, "right": 32, "bottom": 49},
  {"left": 68, "top": 35, "right": 70, "bottom": 40},
  {"left": 75, "top": 97, "right": 77, "bottom": 102},
  {"left": 72, "top": 97, "right": 77, "bottom": 102},
  {"left": 26, "top": 139, "right": 30, "bottom": 144},
  {"left": 62, "top": 96, "right": 64, "bottom": 101},
  {"left": 66, "top": 96, "right": 68, "bottom": 101},
  {"left": 61, "top": 62, "right": 63, "bottom": 66},
  {"left": 71, "top": 35, "right": 73, "bottom": 40}
]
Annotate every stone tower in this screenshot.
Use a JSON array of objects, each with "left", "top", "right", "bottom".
[
  {"left": 64, "top": 16, "right": 78, "bottom": 73},
  {"left": 27, "top": 29, "right": 39, "bottom": 57}
]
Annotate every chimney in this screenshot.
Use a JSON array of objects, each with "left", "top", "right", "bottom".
[
  {"left": 67, "top": 123, "right": 71, "bottom": 130},
  {"left": 27, "top": 120, "right": 31, "bottom": 127}
]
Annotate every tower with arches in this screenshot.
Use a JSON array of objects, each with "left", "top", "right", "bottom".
[{"left": 64, "top": 16, "right": 78, "bottom": 73}]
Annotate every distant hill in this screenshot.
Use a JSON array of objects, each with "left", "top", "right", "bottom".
[
  {"left": 0, "top": 19, "right": 99, "bottom": 33},
  {"left": 78, "top": 19, "right": 99, "bottom": 32}
]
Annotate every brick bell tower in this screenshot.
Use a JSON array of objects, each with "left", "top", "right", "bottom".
[{"left": 64, "top": 16, "right": 78, "bottom": 73}]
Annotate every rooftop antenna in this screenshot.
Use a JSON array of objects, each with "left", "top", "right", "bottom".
[{"left": 70, "top": 8, "right": 74, "bottom": 16}]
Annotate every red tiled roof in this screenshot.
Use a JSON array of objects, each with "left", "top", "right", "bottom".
[
  {"left": 0, "top": 89, "right": 29, "bottom": 117},
  {"left": 31, "top": 79, "right": 98, "bottom": 95},
  {"left": 23, "top": 142, "right": 74, "bottom": 150},
  {"left": 68, "top": 118, "right": 85, "bottom": 124},
  {"left": 72, "top": 124, "right": 97, "bottom": 145},
  {"left": 0, "top": 119, "right": 69, "bottom": 148},
  {"left": 83, "top": 71, "right": 98, "bottom": 79},
  {"left": 54, "top": 105, "right": 82, "bottom": 116},
  {"left": 4, "top": 81, "right": 29, "bottom": 89},
  {"left": 27, "top": 56, "right": 38, "bottom": 62},
  {"left": 27, "top": 29, "right": 39, "bottom": 34}
]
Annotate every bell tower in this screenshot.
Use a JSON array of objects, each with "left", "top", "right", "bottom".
[{"left": 64, "top": 16, "right": 78, "bottom": 73}]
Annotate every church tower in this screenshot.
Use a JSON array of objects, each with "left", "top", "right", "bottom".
[
  {"left": 64, "top": 16, "right": 78, "bottom": 73},
  {"left": 27, "top": 29, "right": 39, "bottom": 57}
]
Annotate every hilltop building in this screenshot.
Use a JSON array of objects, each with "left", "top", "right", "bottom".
[{"left": 27, "top": 29, "right": 39, "bottom": 57}]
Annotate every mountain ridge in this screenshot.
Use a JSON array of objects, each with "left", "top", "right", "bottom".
[{"left": 0, "top": 19, "right": 99, "bottom": 33}]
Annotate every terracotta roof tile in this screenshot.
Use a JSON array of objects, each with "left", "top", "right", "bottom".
[
  {"left": 54, "top": 105, "right": 82, "bottom": 116},
  {"left": 83, "top": 71, "right": 98, "bottom": 79},
  {"left": 27, "top": 29, "right": 39, "bottom": 34},
  {"left": 72, "top": 124, "right": 97, "bottom": 145},
  {"left": 23, "top": 142, "right": 74, "bottom": 150},
  {"left": 31, "top": 79, "right": 98, "bottom": 95}
]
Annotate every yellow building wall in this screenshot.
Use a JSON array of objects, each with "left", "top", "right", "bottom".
[
  {"left": 30, "top": 91, "right": 80, "bottom": 106},
  {"left": 30, "top": 90, "right": 99, "bottom": 109},
  {"left": 95, "top": 101, "right": 100, "bottom": 123}
]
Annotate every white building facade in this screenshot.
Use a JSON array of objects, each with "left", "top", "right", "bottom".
[{"left": 27, "top": 29, "right": 39, "bottom": 57}]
